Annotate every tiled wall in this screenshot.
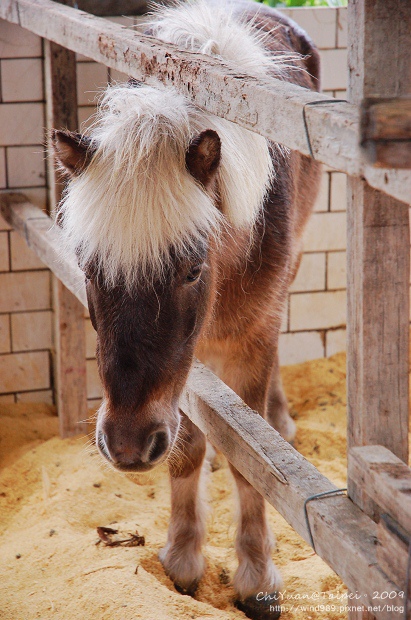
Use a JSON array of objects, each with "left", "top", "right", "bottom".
[
  {"left": 278, "top": 7, "right": 348, "bottom": 365},
  {"left": 0, "top": 8, "right": 348, "bottom": 405},
  {"left": 0, "top": 20, "right": 52, "bottom": 405}
]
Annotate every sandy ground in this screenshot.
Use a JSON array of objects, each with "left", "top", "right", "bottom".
[{"left": 0, "top": 353, "right": 351, "bottom": 620}]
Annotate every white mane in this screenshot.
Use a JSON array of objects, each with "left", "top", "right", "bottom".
[{"left": 59, "top": 0, "right": 290, "bottom": 288}]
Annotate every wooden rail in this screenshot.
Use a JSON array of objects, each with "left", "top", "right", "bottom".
[
  {"left": 55, "top": 0, "right": 149, "bottom": 16},
  {"left": 0, "top": 191, "right": 403, "bottom": 620},
  {"left": 0, "top": 0, "right": 410, "bottom": 205}
]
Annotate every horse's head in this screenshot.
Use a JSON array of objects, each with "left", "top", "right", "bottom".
[
  {"left": 52, "top": 109, "right": 221, "bottom": 472},
  {"left": 52, "top": 83, "right": 271, "bottom": 473}
]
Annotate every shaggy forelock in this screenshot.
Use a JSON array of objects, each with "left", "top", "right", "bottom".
[{"left": 58, "top": 0, "right": 288, "bottom": 288}]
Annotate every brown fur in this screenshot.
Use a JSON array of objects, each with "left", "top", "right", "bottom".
[{"left": 53, "top": 4, "right": 321, "bottom": 615}]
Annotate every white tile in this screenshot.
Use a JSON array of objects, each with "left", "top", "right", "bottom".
[
  {"left": 1, "top": 58, "right": 43, "bottom": 102},
  {"left": 0, "top": 271, "right": 50, "bottom": 313},
  {"left": 78, "top": 106, "right": 97, "bottom": 131},
  {"left": 110, "top": 68, "right": 129, "bottom": 84},
  {"left": 290, "top": 252, "right": 326, "bottom": 293},
  {"left": 0, "top": 350, "right": 50, "bottom": 392},
  {"left": 7, "top": 146, "right": 46, "bottom": 188},
  {"left": 289, "top": 290, "right": 346, "bottom": 331},
  {"left": 282, "top": 8, "right": 336, "bottom": 50},
  {"left": 313, "top": 172, "right": 329, "bottom": 213},
  {"left": 337, "top": 8, "right": 347, "bottom": 49},
  {"left": 0, "top": 103, "right": 44, "bottom": 146},
  {"left": 330, "top": 172, "right": 347, "bottom": 211},
  {"left": 11, "top": 310, "right": 52, "bottom": 351},
  {"left": 326, "top": 328, "right": 346, "bottom": 356},
  {"left": 279, "top": 331, "right": 324, "bottom": 366},
  {"left": 320, "top": 48, "right": 347, "bottom": 91},
  {"left": 0, "top": 21, "right": 42, "bottom": 58},
  {"left": 303, "top": 211, "right": 346, "bottom": 252},
  {"left": 77, "top": 62, "right": 109, "bottom": 106},
  {"left": 334, "top": 89, "right": 347, "bottom": 100},
  {"left": 327, "top": 251, "right": 346, "bottom": 290}
]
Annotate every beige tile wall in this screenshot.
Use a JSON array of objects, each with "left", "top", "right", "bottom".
[
  {"left": 0, "top": 8, "right": 350, "bottom": 405},
  {"left": 278, "top": 7, "right": 348, "bottom": 365},
  {"left": 0, "top": 18, "right": 52, "bottom": 404}
]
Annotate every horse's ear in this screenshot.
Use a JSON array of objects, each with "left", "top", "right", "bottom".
[
  {"left": 51, "top": 130, "right": 95, "bottom": 177},
  {"left": 186, "top": 129, "right": 221, "bottom": 187}
]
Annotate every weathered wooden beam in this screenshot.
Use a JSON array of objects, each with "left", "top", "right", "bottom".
[
  {"left": 377, "top": 513, "right": 410, "bottom": 592},
  {"left": 44, "top": 41, "right": 78, "bottom": 213},
  {"left": 181, "top": 363, "right": 402, "bottom": 620},
  {"left": 0, "top": 195, "right": 87, "bottom": 307},
  {"left": 44, "top": 38, "right": 88, "bottom": 438},
  {"left": 0, "top": 194, "right": 402, "bottom": 618},
  {"left": 361, "top": 98, "right": 411, "bottom": 168},
  {"left": 0, "top": 0, "right": 410, "bottom": 205},
  {"left": 349, "top": 446, "right": 411, "bottom": 534},
  {"left": 54, "top": 0, "right": 148, "bottom": 16},
  {"left": 347, "top": 0, "right": 410, "bottom": 542}
]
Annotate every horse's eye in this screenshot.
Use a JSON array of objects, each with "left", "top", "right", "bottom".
[{"left": 186, "top": 265, "right": 202, "bottom": 283}]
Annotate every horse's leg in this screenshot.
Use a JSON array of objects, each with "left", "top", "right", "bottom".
[
  {"left": 159, "top": 412, "right": 207, "bottom": 596},
  {"left": 266, "top": 349, "right": 296, "bottom": 442},
  {"left": 218, "top": 348, "right": 282, "bottom": 619},
  {"left": 229, "top": 464, "right": 281, "bottom": 619}
]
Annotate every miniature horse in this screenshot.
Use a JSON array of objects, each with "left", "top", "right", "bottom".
[{"left": 52, "top": 2, "right": 321, "bottom": 618}]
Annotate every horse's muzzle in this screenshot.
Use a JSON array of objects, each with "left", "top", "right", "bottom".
[{"left": 97, "top": 424, "right": 171, "bottom": 472}]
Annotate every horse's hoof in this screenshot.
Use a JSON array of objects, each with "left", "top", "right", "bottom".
[
  {"left": 234, "top": 592, "right": 281, "bottom": 620},
  {"left": 174, "top": 579, "right": 199, "bottom": 597}
]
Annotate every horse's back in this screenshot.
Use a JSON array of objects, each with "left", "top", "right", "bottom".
[{"left": 221, "top": 0, "right": 321, "bottom": 91}]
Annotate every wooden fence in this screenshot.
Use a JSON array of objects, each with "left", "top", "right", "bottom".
[{"left": 0, "top": 1, "right": 411, "bottom": 619}]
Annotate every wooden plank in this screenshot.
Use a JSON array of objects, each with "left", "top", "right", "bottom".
[
  {"left": 44, "top": 39, "right": 88, "bottom": 437},
  {"left": 1, "top": 0, "right": 410, "bottom": 205},
  {"left": 44, "top": 41, "right": 78, "bottom": 215},
  {"left": 361, "top": 98, "right": 411, "bottom": 168},
  {"left": 349, "top": 446, "right": 411, "bottom": 534},
  {"left": 346, "top": 0, "right": 410, "bottom": 530},
  {"left": 54, "top": 0, "right": 148, "bottom": 16},
  {"left": 346, "top": 183, "right": 409, "bottom": 479},
  {"left": 180, "top": 363, "right": 403, "bottom": 620},
  {"left": 361, "top": 98, "right": 411, "bottom": 142},
  {"left": 0, "top": 194, "right": 87, "bottom": 307},
  {"left": 377, "top": 513, "right": 410, "bottom": 592}
]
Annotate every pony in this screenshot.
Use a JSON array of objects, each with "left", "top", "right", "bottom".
[{"left": 52, "top": 1, "right": 321, "bottom": 618}]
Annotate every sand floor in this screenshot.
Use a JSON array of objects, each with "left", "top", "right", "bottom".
[{"left": 0, "top": 353, "right": 353, "bottom": 620}]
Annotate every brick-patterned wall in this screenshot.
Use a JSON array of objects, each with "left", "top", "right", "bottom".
[
  {"left": 278, "top": 7, "right": 348, "bottom": 365},
  {"left": 0, "top": 8, "right": 348, "bottom": 405},
  {"left": 0, "top": 21, "right": 52, "bottom": 405}
]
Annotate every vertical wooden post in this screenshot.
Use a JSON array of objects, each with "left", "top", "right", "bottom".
[
  {"left": 347, "top": 3, "right": 410, "bottom": 616},
  {"left": 44, "top": 41, "right": 88, "bottom": 437}
]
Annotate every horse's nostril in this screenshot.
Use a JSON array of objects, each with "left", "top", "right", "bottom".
[
  {"left": 98, "top": 424, "right": 170, "bottom": 470},
  {"left": 143, "top": 430, "right": 169, "bottom": 464}
]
